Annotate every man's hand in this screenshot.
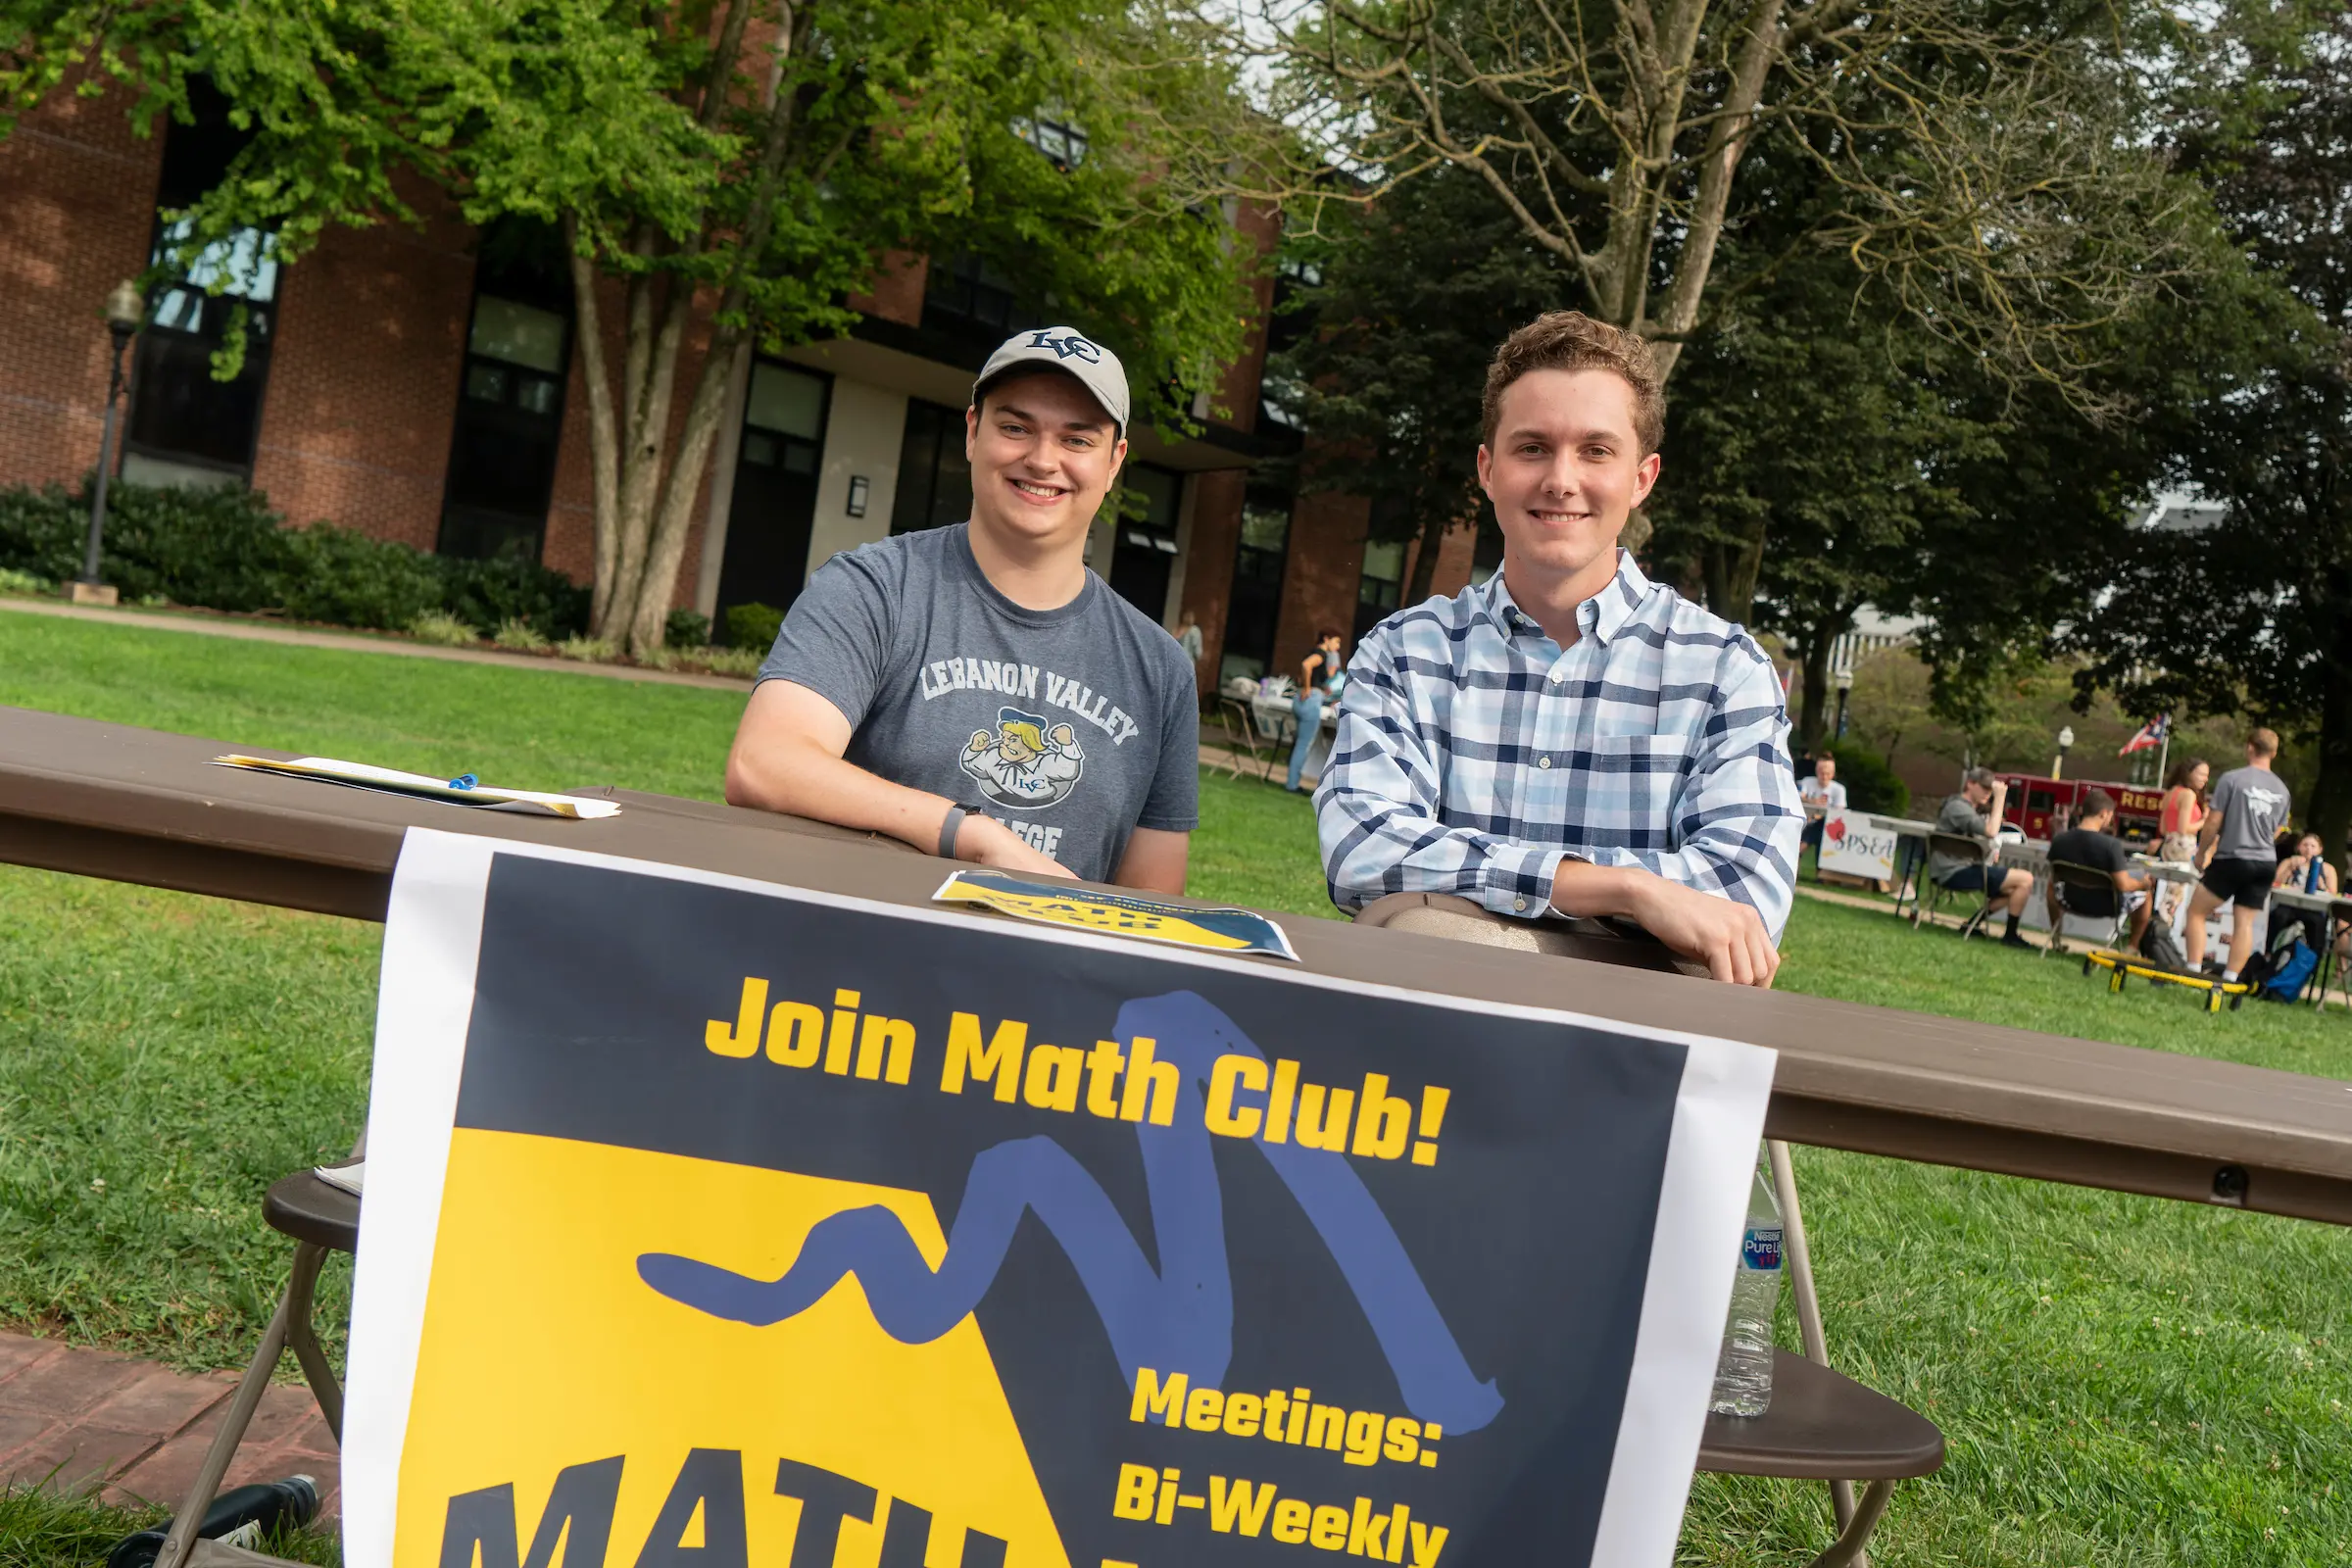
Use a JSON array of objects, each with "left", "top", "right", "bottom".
[
  {"left": 956, "top": 814, "right": 1076, "bottom": 880},
  {"left": 1550, "top": 860, "right": 1780, "bottom": 988},
  {"left": 1624, "top": 876, "right": 1780, "bottom": 988}
]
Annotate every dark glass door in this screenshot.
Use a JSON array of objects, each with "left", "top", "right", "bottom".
[
  {"left": 1108, "top": 464, "right": 1182, "bottom": 617},
  {"left": 439, "top": 221, "right": 575, "bottom": 561},
  {"left": 715, "top": 362, "right": 830, "bottom": 627},
  {"left": 890, "top": 398, "right": 972, "bottom": 535},
  {"left": 1220, "top": 484, "right": 1294, "bottom": 685}
]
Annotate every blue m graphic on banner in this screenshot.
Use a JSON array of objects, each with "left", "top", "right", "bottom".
[{"left": 636, "top": 990, "right": 1505, "bottom": 1435}]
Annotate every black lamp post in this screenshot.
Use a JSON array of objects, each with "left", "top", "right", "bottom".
[
  {"left": 75, "top": 279, "right": 145, "bottom": 605},
  {"left": 1833, "top": 666, "right": 1854, "bottom": 741}
]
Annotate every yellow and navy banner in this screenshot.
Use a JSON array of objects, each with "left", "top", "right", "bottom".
[
  {"left": 932, "top": 870, "right": 1300, "bottom": 960},
  {"left": 343, "top": 831, "right": 1774, "bottom": 1568}
]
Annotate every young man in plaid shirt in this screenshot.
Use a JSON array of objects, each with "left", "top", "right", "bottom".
[{"left": 1314, "top": 313, "right": 1802, "bottom": 987}]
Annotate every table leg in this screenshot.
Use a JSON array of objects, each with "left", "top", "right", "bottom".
[{"left": 1769, "top": 1141, "right": 1860, "bottom": 1540}]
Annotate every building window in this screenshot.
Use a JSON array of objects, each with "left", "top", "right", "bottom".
[
  {"left": 923, "top": 254, "right": 1045, "bottom": 338},
  {"left": 1107, "top": 463, "right": 1183, "bottom": 618},
  {"left": 439, "top": 221, "right": 573, "bottom": 561},
  {"left": 1012, "top": 115, "right": 1089, "bottom": 170},
  {"left": 122, "top": 79, "right": 277, "bottom": 489},
  {"left": 891, "top": 398, "right": 973, "bottom": 535},
  {"left": 1221, "top": 482, "right": 1294, "bottom": 687},
  {"left": 1356, "top": 536, "right": 1405, "bottom": 642}
]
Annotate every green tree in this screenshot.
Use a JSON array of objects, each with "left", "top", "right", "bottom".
[
  {"left": 1189, "top": 0, "right": 2209, "bottom": 402},
  {"left": 1266, "top": 167, "right": 1569, "bottom": 606},
  {"left": 2067, "top": 8, "right": 2352, "bottom": 851},
  {"left": 6, "top": 0, "right": 1258, "bottom": 652}
]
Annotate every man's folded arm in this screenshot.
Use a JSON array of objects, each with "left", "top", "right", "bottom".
[
  {"left": 1564, "top": 647, "right": 1803, "bottom": 939},
  {"left": 1315, "top": 653, "right": 1566, "bottom": 916}
]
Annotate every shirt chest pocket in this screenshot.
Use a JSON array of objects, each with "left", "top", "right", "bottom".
[{"left": 1577, "top": 731, "right": 1694, "bottom": 781}]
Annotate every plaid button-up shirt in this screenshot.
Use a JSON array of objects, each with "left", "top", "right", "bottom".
[{"left": 1314, "top": 552, "right": 1803, "bottom": 938}]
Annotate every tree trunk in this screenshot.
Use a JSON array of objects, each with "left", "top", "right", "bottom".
[
  {"left": 1402, "top": 506, "right": 1452, "bottom": 608},
  {"left": 1795, "top": 626, "right": 1833, "bottom": 761},
  {"left": 2312, "top": 612, "right": 2352, "bottom": 866},
  {"left": 1702, "top": 516, "right": 1769, "bottom": 627}
]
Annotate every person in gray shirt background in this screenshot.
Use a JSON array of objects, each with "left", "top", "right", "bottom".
[
  {"left": 724, "top": 326, "right": 1199, "bottom": 893},
  {"left": 1927, "top": 767, "right": 2035, "bottom": 947},
  {"left": 2184, "top": 727, "right": 2292, "bottom": 981}
]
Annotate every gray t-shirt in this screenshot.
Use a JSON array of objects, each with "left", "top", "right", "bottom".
[
  {"left": 1928, "top": 793, "right": 1990, "bottom": 882},
  {"left": 759, "top": 524, "right": 1200, "bottom": 883},
  {"left": 2208, "top": 764, "right": 2291, "bottom": 863}
]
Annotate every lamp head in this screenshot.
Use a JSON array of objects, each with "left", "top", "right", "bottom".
[
  {"left": 104, "top": 280, "right": 144, "bottom": 337},
  {"left": 2058, "top": 724, "right": 2077, "bottom": 750},
  {"left": 1834, "top": 667, "right": 1854, "bottom": 694}
]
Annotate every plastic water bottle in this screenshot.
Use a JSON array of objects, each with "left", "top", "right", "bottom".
[{"left": 1709, "top": 1156, "right": 1783, "bottom": 1417}]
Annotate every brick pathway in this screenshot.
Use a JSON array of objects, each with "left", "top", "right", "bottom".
[{"left": 0, "top": 1332, "right": 337, "bottom": 1517}]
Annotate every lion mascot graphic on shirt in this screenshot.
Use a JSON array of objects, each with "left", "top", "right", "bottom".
[{"left": 961, "top": 706, "right": 1085, "bottom": 809}]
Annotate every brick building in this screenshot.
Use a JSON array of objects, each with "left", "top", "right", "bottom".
[{"left": 0, "top": 82, "right": 1483, "bottom": 687}]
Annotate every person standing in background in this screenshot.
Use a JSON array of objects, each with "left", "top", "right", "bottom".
[
  {"left": 1174, "top": 610, "right": 1205, "bottom": 679},
  {"left": 1287, "top": 629, "right": 1346, "bottom": 793},
  {"left": 2155, "top": 756, "right": 2211, "bottom": 928},
  {"left": 1796, "top": 756, "right": 1846, "bottom": 881},
  {"left": 2184, "top": 729, "right": 2292, "bottom": 982}
]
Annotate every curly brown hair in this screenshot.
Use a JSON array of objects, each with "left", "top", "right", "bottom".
[{"left": 1481, "top": 311, "right": 1666, "bottom": 454}]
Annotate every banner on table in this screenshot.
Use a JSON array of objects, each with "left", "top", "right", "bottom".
[
  {"left": 1819, "top": 808, "right": 1898, "bottom": 883},
  {"left": 342, "top": 830, "right": 1774, "bottom": 1568}
]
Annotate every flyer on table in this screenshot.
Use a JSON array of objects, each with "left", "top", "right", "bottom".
[{"left": 342, "top": 830, "right": 1774, "bottom": 1568}]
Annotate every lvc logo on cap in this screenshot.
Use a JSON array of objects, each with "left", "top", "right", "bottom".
[{"left": 1025, "top": 328, "right": 1102, "bottom": 364}]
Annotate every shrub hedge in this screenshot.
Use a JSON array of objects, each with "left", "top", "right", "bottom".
[
  {"left": 0, "top": 480, "right": 589, "bottom": 638},
  {"left": 1826, "top": 738, "right": 1911, "bottom": 817}
]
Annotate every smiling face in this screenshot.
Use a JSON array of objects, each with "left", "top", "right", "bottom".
[
  {"left": 1477, "top": 368, "right": 1660, "bottom": 590},
  {"left": 2188, "top": 761, "right": 2210, "bottom": 792},
  {"left": 965, "top": 370, "right": 1126, "bottom": 556}
]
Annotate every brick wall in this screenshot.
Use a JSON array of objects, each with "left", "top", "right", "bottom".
[
  {"left": 849, "top": 251, "right": 928, "bottom": 328},
  {"left": 0, "top": 80, "right": 164, "bottom": 491},
  {"left": 1179, "top": 468, "right": 1246, "bottom": 692},
  {"left": 540, "top": 277, "right": 721, "bottom": 606},
  {"left": 1207, "top": 201, "right": 1280, "bottom": 436},
  {"left": 1272, "top": 489, "right": 1369, "bottom": 676},
  {"left": 248, "top": 192, "right": 474, "bottom": 547}
]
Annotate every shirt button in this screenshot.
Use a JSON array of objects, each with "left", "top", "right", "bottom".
[
  {"left": 1548, "top": 670, "right": 1563, "bottom": 684},
  {"left": 1514, "top": 898, "right": 1530, "bottom": 912},
  {"left": 1538, "top": 756, "right": 1552, "bottom": 769}
]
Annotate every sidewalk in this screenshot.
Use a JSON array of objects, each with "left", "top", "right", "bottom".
[
  {"left": 0, "top": 1332, "right": 336, "bottom": 1516},
  {"left": 0, "top": 594, "right": 751, "bottom": 693}
]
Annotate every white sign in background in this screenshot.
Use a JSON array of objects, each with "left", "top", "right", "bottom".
[{"left": 1819, "top": 808, "right": 1898, "bottom": 882}]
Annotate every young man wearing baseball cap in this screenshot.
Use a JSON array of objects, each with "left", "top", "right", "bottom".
[{"left": 724, "top": 326, "right": 1200, "bottom": 893}]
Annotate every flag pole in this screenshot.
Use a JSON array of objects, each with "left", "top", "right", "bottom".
[{"left": 2156, "top": 726, "right": 2170, "bottom": 790}]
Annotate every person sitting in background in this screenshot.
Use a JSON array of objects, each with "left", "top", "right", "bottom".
[
  {"left": 1928, "top": 768, "right": 2034, "bottom": 947},
  {"left": 1287, "top": 630, "right": 1346, "bottom": 793},
  {"left": 1796, "top": 756, "right": 1846, "bottom": 881},
  {"left": 2046, "top": 788, "right": 2154, "bottom": 950},
  {"left": 2185, "top": 728, "right": 2292, "bottom": 982},
  {"left": 2273, "top": 831, "right": 2338, "bottom": 955}
]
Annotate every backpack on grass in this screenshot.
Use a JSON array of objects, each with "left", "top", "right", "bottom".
[
  {"left": 2137, "top": 919, "right": 2187, "bottom": 973},
  {"left": 2258, "top": 939, "right": 2319, "bottom": 1002}
]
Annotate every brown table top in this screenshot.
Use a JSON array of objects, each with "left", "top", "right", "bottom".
[{"left": 9, "top": 705, "right": 2352, "bottom": 1227}]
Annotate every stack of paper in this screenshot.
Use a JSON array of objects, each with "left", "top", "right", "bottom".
[{"left": 211, "top": 756, "right": 621, "bottom": 819}]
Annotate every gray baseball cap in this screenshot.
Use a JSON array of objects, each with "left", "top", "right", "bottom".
[{"left": 972, "top": 326, "right": 1129, "bottom": 430}]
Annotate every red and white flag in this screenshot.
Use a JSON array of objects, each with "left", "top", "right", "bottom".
[{"left": 2119, "top": 714, "right": 2169, "bottom": 756}]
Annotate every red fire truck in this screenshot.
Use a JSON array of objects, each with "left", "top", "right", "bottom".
[{"left": 1994, "top": 772, "right": 2165, "bottom": 844}]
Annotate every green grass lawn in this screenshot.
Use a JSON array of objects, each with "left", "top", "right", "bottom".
[{"left": 5, "top": 612, "right": 2352, "bottom": 1565}]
